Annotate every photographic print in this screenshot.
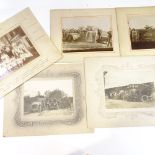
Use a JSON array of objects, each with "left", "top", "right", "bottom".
[
  {"left": 62, "top": 16, "right": 113, "bottom": 52},
  {"left": 103, "top": 68, "right": 155, "bottom": 109},
  {"left": 128, "top": 15, "right": 155, "bottom": 50},
  {"left": 0, "top": 26, "right": 39, "bottom": 80},
  {"left": 85, "top": 57, "right": 155, "bottom": 128},
  {"left": 23, "top": 79, "right": 74, "bottom": 118},
  {"left": 3, "top": 63, "right": 91, "bottom": 136}
]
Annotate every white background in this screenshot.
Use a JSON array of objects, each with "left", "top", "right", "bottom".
[{"left": 1, "top": 0, "right": 155, "bottom": 155}]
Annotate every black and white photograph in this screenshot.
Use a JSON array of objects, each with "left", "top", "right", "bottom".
[
  {"left": 103, "top": 69, "right": 155, "bottom": 109},
  {"left": 0, "top": 26, "right": 39, "bottom": 79},
  {"left": 128, "top": 16, "right": 155, "bottom": 50},
  {"left": 24, "top": 79, "right": 74, "bottom": 117},
  {"left": 62, "top": 16, "right": 113, "bottom": 52}
]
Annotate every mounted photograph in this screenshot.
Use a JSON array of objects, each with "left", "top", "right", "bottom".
[
  {"left": 128, "top": 15, "right": 155, "bottom": 50},
  {"left": 0, "top": 26, "right": 39, "bottom": 80},
  {"left": 3, "top": 63, "right": 90, "bottom": 136},
  {"left": 23, "top": 78, "right": 74, "bottom": 118},
  {"left": 85, "top": 57, "right": 155, "bottom": 128},
  {"left": 103, "top": 68, "right": 155, "bottom": 109},
  {"left": 0, "top": 8, "right": 61, "bottom": 97},
  {"left": 62, "top": 16, "right": 113, "bottom": 52}
]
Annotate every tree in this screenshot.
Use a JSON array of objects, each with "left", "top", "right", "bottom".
[
  {"left": 61, "top": 97, "right": 73, "bottom": 109},
  {"left": 44, "top": 90, "right": 50, "bottom": 98},
  {"left": 144, "top": 25, "right": 153, "bottom": 30},
  {"left": 49, "top": 89, "right": 67, "bottom": 100}
]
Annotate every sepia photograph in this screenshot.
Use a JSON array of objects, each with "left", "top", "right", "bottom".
[
  {"left": 103, "top": 69, "right": 155, "bottom": 109},
  {"left": 128, "top": 15, "right": 155, "bottom": 50},
  {"left": 62, "top": 16, "right": 113, "bottom": 52},
  {"left": 23, "top": 79, "right": 74, "bottom": 117},
  {"left": 0, "top": 26, "right": 39, "bottom": 80}
]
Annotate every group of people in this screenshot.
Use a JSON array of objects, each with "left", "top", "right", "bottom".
[
  {"left": 62, "top": 26, "right": 112, "bottom": 47},
  {"left": 0, "top": 38, "right": 33, "bottom": 78},
  {"left": 106, "top": 83, "right": 154, "bottom": 103}
]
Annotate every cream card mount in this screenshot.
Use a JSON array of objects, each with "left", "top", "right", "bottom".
[
  {"left": 3, "top": 63, "right": 91, "bottom": 137},
  {"left": 0, "top": 8, "right": 62, "bottom": 97},
  {"left": 117, "top": 6, "right": 155, "bottom": 56},
  {"left": 85, "top": 56, "right": 155, "bottom": 128},
  {"left": 50, "top": 8, "right": 120, "bottom": 63}
]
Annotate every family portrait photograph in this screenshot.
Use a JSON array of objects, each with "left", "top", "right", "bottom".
[{"left": 0, "top": 26, "right": 39, "bottom": 79}]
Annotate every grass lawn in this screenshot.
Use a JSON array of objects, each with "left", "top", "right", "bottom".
[
  {"left": 105, "top": 99, "right": 155, "bottom": 109},
  {"left": 63, "top": 42, "right": 113, "bottom": 52}
]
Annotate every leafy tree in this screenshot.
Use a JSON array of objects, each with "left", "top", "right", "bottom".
[
  {"left": 44, "top": 90, "right": 50, "bottom": 98},
  {"left": 48, "top": 89, "right": 67, "bottom": 100},
  {"left": 144, "top": 25, "right": 153, "bottom": 30}
]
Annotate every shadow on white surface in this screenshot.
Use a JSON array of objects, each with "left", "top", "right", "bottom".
[{"left": 69, "top": 127, "right": 155, "bottom": 155}]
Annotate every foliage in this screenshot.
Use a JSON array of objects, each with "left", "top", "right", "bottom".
[{"left": 24, "top": 89, "right": 73, "bottom": 113}]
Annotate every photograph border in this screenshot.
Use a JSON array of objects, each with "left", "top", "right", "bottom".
[
  {"left": 0, "top": 8, "right": 61, "bottom": 97},
  {"left": 117, "top": 6, "right": 155, "bottom": 56},
  {"left": 14, "top": 72, "right": 83, "bottom": 127},
  {"left": 50, "top": 8, "right": 120, "bottom": 62},
  {"left": 85, "top": 57, "right": 155, "bottom": 128},
  {"left": 95, "top": 63, "right": 155, "bottom": 120},
  {"left": 127, "top": 14, "right": 155, "bottom": 52}
]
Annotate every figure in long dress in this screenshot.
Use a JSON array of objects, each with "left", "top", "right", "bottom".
[
  {"left": 11, "top": 42, "right": 20, "bottom": 58},
  {"left": 0, "top": 62, "right": 8, "bottom": 77},
  {"left": 11, "top": 42, "right": 24, "bottom": 66},
  {"left": 86, "top": 28, "right": 98, "bottom": 43},
  {"left": 1, "top": 52, "right": 11, "bottom": 71},
  {"left": 18, "top": 41, "right": 33, "bottom": 59},
  {"left": 86, "top": 30, "right": 93, "bottom": 42}
]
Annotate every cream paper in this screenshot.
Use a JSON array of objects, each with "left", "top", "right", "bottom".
[
  {"left": 85, "top": 56, "right": 155, "bottom": 128},
  {"left": 3, "top": 63, "right": 91, "bottom": 136},
  {"left": 50, "top": 8, "right": 120, "bottom": 63},
  {"left": 117, "top": 6, "right": 155, "bottom": 56},
  {"left": 0, "top": 8, "right": 62, "bottom": 97}
]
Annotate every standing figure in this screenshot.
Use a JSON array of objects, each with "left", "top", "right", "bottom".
[
  {"left": 107, "top": 31, "right": 112, "bottom": 47},
  {"left": 131, "top": 28, "right": 138, "bottom": 42},
  {"left": 97, "top": 29, "right": 102, "bottom": 42},
  {"left": 1, "top": 51, "right": 11, "bottom": 71},
  {"left": 11, "top": 42, "right": 20, "bottom": 58},
  {"left": 17, "top": 41, "right": 33, "bottom": 60}
]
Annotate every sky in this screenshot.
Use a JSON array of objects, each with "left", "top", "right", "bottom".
[
  {"left": 62, "top": 16, "right": 112, "bottom": 31},
  {"left": 24, "top": 78, "right": 73, "bottom": 97},
  {"left": 128, "top": 15, "right": 155, "bottom": 29},
  {"left": 104, "top": 68, "right": 155, "bottom": 89}
]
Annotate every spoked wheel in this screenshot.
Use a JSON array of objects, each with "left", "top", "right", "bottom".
[{"left": 141, "top": 95, "right": 149, "bottom": 102}]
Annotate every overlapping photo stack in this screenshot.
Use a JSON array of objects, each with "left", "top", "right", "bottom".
[{"left": 2, "top": 6, "right": 155, "bottom": 137}]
